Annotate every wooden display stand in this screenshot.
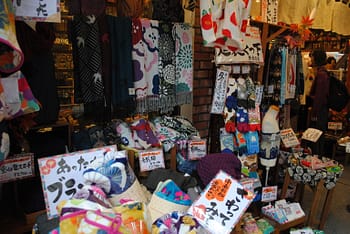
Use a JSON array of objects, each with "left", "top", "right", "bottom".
[
  {"left": 280, "top": 171, "right": 335, "bottom": 230},
  {"left": 261, "top": 176, "right": 307, "bottom": 234}
]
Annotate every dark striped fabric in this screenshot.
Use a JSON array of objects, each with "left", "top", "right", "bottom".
[{"left": 71, "top": 15, "right": 105, "bottom": 103}]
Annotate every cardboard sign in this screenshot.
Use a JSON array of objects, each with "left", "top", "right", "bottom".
[
  {"left": 0, "top": 153, "right": 34, "bottom": 183},
  {"left": 328, "top": 122, "right": 343, "bottom": 130},
  {"left": 188, "top": 170, "right": 255, "bottom": 234},
  {"left": 261, "top": 186, "right": 278, "bottom": 202},
  {"left": 139, "top": 148, "right": 165, "bottom": 172},
  {"left": 188, "top": 140, "right": 207, "bottom": 160},
  {"left": 13, "top": 0, "right": 61, "bottom": 23},
  {"left": 280, "top": 128, "right": 300, "bottom": 148},
  {"left": 38, "top": 145, "right": 116, "bottom": 219}
]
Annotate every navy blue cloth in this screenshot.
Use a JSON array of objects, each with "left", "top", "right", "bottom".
[{"left": 107, "top": 16, "right": 135, "bottom": 115}]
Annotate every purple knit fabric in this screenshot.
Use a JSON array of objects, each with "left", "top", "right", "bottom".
[{"left": 197, "top": 153, "right": 242, "bottom": 187}]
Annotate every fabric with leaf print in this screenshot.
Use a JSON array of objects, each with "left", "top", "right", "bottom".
[
  {"left": 173, "top": 23, "right": 193, "bottom": 106},
  {"left": 0, "top": 0, "right": 24, "bottom": 73}
]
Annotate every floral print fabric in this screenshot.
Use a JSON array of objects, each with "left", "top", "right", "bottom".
[
  {"left": 173, "top": 23, "right": 193, "bottom": 106},
  {"left": 131, "top": 19, "right": 193, "bottom": 114}
]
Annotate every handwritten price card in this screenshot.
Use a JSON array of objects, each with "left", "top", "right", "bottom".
[
  {"left": 38, "top": 145, "right": 116, "bottom": 219},
  {"left": 280, "top": 128, "right": 300, "bottom": 148},
  {"left": 188, "top": 139, "right": 207, "bottom": 160},
  {"left": 189, "top": 170, "right": 255, "bottom": 234},
  {"left": 139, "top": 148, "right": 165, "bottom": 172},
  {"left": 261, "top": 186, "right": 278, "bottom": 202},
  {"left": 0, "top": 153, "right": 34, "bottom": 183}
]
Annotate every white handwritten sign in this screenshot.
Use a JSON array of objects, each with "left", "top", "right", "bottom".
[
  {"left": 13, "top": 0, "right": 61, "bottom": 23},
  {"left": 0, "top": 153, "right": 34, "bottom": 183},
  {"left": 188, "top": 170, "right": 255, "bottom": 234},
  {"left": 188, "top": 139, "right": 207, "bottom": 160},
  {"left": 139, "top": 148, "right": 165, "bottom": 172},
  {"left": 301, "top": 128, "right": 323, "bottom": 143},
  {"left": 215, "top": 26, "right": 264, "bottom": 65},
  {"left": 280, "top": 128, "right": 300, "bottom": 148},
  {"left": 38, "top": 145, "right": 116, "bottom": 219},
  {"left": 211, "top": 69, "right": 229, "bottom": 114},
  {"left": 261, "top": 186, "right": 278, "bottom": 202}
]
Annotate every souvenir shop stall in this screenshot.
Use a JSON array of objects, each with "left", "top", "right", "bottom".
[{"left": 0, "top": 0, "right": 349, "bottom": 234}]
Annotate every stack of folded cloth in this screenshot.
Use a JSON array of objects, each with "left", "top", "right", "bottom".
[{"left": 148, "top": 179, "right": 192, "bottom": 222}]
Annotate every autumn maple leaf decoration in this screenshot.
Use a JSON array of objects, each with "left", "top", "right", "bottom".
[
  {"left": 290, "top": 24, "right": 299, "bottom": 33},
  {"left": 287, "top": 15, "right": 314, "bottom": 47},
  {"left": 301, "top": 16, "right": 314, "bottom": 28}
]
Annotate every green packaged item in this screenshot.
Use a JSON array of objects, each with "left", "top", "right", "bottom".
[{"left": 256, "top": 218, "right": 274, "bottom": 234}]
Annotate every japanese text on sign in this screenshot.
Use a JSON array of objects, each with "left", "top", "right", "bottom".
[
  {"left": 261, "top": 186, "right": 278, "bottom": 202},
  {"left": 188, "top": 140, "right": 207, "bottom": 160},
  {"left": 13, "top": 0, "right": 61, "bottom": 23},
  {"left": 280, "top": 128, "right": 300, "bottom": 148},
  {"left": 211, "top": 69, "right": 229, "bottom": 114},
  {"left": 189, "top": 170, "right": 255, "bottom": 234},
  {"left": 0, "top": 153, "right": 34, "bottom": 183},
  {"left": 215, "top": 26, "right": 264, "bottom": 65},
  {"left": 139, "top": 149, "right": 165, "bottom": 172},
  {"left": 38, "top": 145, "right": 116, "bottom": 219}
]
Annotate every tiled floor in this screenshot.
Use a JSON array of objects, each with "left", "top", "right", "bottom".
[{"left": 312, "top": 163, "right": 350, "bottom": 233}]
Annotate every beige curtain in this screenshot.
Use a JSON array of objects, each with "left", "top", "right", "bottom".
[
  {"left": 331, "top": 2, "right": 350, "bottom": 35},
  {"left": 277, "top": 0, "right": 350, "bottom": 36},
  {"left": 312, "top": 0, "right": 333, "bottom": 32},
  {"left": 277, "top": 0, "right": 319, "bottom": 25}
]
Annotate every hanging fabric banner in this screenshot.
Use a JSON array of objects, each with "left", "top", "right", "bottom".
[
  {"left": 267, "top": 0, "right": 278, "bottom": 24},
  {"left": 13, "top": 0, "right": 61, "bottom": 23},
  {"left": 211, "top": 69, "right": 229, "bottom": 114},
  {"left": 215, "top": 26, "right": 264, "bottom": 65},
  {"left": 285, "top": 52, "right": 296, "bottom": 100}
]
